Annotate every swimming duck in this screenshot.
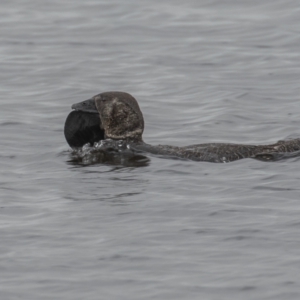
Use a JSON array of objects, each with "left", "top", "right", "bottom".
[{"left": 64, "top": 92, "right": 300, "bottom": 162}]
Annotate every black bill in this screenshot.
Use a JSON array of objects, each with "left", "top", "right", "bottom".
[{"left": 71, "top": 98, "right": 98, "bottom": 113}]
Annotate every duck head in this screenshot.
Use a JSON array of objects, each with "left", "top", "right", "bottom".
[{"left": 64, "top": 92, "right": 144, "bottom": 148}]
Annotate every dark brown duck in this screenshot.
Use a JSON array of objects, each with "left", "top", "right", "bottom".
[{"left": 64, "top": 92, "right": 300, "bottom": 163}]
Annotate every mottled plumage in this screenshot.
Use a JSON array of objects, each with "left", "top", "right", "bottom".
[{"left": 65, "top": 92, "right": 300, "bottom": 163}]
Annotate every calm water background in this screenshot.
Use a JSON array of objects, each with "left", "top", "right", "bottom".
[{"left": 1, "top": 0, "right": 300, "bottom": 299}]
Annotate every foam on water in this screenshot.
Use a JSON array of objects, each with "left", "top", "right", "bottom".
[{"left": 69, "top": 139, "right": 148, "bottom": 166}]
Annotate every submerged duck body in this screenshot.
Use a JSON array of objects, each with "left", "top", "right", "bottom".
[{"left": 64, "top": 92, "right": 300, "bottom": 163}]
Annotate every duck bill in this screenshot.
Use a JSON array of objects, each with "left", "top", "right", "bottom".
[{"left": 71, "top": 98, "right": 98, "bottom": 113}]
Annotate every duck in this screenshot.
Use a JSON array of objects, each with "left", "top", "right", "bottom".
[{"left": 64, "top": 91, "right": 300, "bottom": 162}]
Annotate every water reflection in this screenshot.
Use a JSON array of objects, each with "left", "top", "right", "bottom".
[
  {"left": 254, "top": 150, "right": 300, "bottom": 162},
  {"left": 66, "top": 149, "right": 150, "bottom": 167}
]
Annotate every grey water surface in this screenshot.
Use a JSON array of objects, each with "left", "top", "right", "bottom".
[{"left": 1, "top": 0, "right": 300, "bottom": 299}]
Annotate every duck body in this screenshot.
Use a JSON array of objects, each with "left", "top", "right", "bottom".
[
  {"left": 129, "top": 140, "right": 300, "bottom": 163},
  {"left": 64, "top": 92, "right": 300, "bottom": 163}
]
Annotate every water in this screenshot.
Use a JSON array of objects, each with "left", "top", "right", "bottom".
[{"left": 1, "top": 0, "right": 300, "bottom": 299}]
